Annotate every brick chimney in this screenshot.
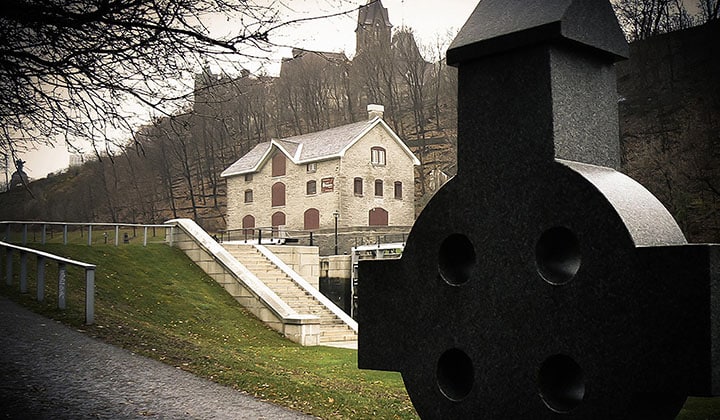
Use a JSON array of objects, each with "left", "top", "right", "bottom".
[{"left": 367, "top": 104, "right": 384, "bottom": 120}]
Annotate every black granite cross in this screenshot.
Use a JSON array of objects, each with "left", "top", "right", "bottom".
[{"left": 358, "top": 0, "right": 719, "bottom": 419}]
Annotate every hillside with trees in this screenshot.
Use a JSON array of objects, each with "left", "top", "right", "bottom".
[
  {"left": 1, "top": 1, "right": 718, "bottom": 242},
  {"left": 1, "top": 11, "right": 460, "bottom": 231},
  {"left": 618, "top": 20, "right": 720, "bottom": 242}
]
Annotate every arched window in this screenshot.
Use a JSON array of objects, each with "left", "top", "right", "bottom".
[
  {"left": 306, "top": 180, "right": 317, "bottom": 195},
  {"left": 242, "top": 215, "right": 255, "bottom": 237},
  {"left": 369, "top": 207, "right": 388, "bottom": 226},
  {"left": 242, "top": 215, "right": 255, "bottom": 229},
  {"left": 272, "top": 153, "right": 286, "bottom": 176},
  {"left": 394, "top": 181, "right": 402, "bottom": 199},
  {"left": 271, "top": 211, "right": 286, "bottom": 227},
  {"left": 374, "top": 179, "right": 384, "bottom": 197},
  {"left": 371, "top": 147, "right": 386, "bottom": 165},
  {"left": 304, "top": 208, "right": 320, "bottom": 230},
  {"left": 354, "top": 177, "right": 363, "bottom": 195},
  {"left": 244, "top": 189, "right": 253, "bottom": 203},
  {"left": 271, "top": 182, "right": 285, "bottom": 207}
]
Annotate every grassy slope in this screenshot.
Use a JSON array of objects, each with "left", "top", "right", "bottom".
[
  {"left": 1, "top": 243, "right": 718, "bottom": 419},
  {"left": 0, "top": 244, "right": 415, "bottom": 419}
]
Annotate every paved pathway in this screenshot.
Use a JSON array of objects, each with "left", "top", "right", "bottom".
[{"left": 0, "top": 296, "right": 316, "bottom": 419}]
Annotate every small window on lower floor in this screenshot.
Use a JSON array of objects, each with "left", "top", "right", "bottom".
[
  {"left": 244, "top": 189, "right": 253, "bottom": 203},
  {"left": 307, "top": 180, "right": 317, "bottom": 195},
  {"left": 354, "top": 177, "right": 363, "bottom": 195},
  {"left": 394, "top": 181, "right": 402, "bottom": 199},
  {"left": 375, "top": 179, "right": 383, "bottom": 197}
]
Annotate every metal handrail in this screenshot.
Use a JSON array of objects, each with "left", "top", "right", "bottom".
[
  {"left": 1, "top": 221, "right": 174, "bottom": 247},
  {"left": 0, "top": 240, "right": 96, "bottom": 324},
  {"left": 218, "top": 227, "right": 315, "bottom": 245}
]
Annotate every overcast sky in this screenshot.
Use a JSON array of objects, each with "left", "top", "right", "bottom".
[
  {"left": 21, "top": 0, "right": 478, "bottom": 179},
  {"left": 270, "top": 0, "right": 478, "bottom": 56},
  {"left": 18, "top": 0, "right": 702, "bottom": 179}
]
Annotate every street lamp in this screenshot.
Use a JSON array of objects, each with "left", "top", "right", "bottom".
[{"left": 333, "top": 210, "right": 340, "bottom": 255}]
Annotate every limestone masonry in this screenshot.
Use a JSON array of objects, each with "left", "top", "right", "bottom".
[{"left": 222, "top": 105, "right": 419, "bottom": 233}]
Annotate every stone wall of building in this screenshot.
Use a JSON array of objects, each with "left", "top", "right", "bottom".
[
  {"left": 225, "top": 122, "right": 417, "bottom": 233},
  {"left": 337, "top": 124, "right": 417, "bottom": 228},
  {"left": 226, "top": 151, "right": 341, "bottom": 232}
]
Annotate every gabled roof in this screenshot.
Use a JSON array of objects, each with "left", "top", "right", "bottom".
[{"left": 220, "top": 117, "right": 420, "bottom": 178}]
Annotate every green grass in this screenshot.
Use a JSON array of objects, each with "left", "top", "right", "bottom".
[
  {"left": 0, "top": 243, "right": 416, "bottom": 419},
  {"left": 0, "top": 243, "right": 718, "bottom": 419}
]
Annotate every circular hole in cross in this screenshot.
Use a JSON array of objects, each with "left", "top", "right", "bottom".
[
  {"left": 535, "top": 226, "right": 581, "bottom": 285},
  {"left": 437, "top": 348, "right": 474, "bottom": 402},
  {"left": 538, "top": 354, "right": 586, "bottom": 413},
  {"left": 438, "top": 233, "right": 476, "bottom": 286}
]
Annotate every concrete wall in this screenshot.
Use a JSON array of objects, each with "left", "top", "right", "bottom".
[
  {"left": 319, "top": 255, "right": 353, "bottom": 315},
  {"left": 320, "top": 255, "right": 352, "bottom": 280},
  {"left": 265, "top": 245, "right": 320, "bottom": 289}
]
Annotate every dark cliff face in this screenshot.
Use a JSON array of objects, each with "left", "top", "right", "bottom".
[{"left": 617, "top": 21, "right": 720, "bottom": 243}]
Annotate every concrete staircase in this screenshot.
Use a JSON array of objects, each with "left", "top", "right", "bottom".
[{"left": 224, "top": 244, "right": 357, "bottom": 345}]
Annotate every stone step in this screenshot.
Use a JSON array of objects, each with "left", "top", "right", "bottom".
[
  {"left": 320, "top": 333, "right": 358, "bottom": 342},
  {"left": 224, "top": 245, "right": 357, "bottom": 344}
]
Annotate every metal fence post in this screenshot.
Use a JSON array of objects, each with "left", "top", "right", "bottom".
[
  {"left": 143, "top": 226, "right": 148, "bottom": 247},
  {"left": 37, "top": 255, "right": 45, "bottom": 302},
  {"left": 85, "top": 268, "right": 95, "bottom": 325},
  {"left": 258, "top": 229, "right": 262, "bottom": 244},
  {"left": 5, "top": 248, "right": 12, "bottom": 285},
  {"left": 310, "top": 232, "right": 314, "bottom": 246},
  {"left": 115, "top": 225, "right": 119, "bottom": 246},
  {"left": 20, "top": 251, "right": 27, "bottom": 293},
  {"left": 5, "top": 224, "right": 10, "bottom": 242},
  {"left": 63, "top": 225, "right": 68, "bottom": 245},
  {"left": 22, "top": 224, "right": 27, "bottom": 245},
  {"left": 58, "top": 263, "right": 66, "bottom": 310},
  {"left": 41, "top": 224, "right": 47, "bottom": 244},
  {"left": 87, "top": 225, "right": 92, "bottom": 246}
]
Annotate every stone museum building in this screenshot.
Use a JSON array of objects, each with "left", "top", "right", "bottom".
[{"left": 221, "top": 105, "right": 420, "bottom": 233}]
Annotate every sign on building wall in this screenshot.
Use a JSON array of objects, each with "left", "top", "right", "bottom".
[{"left": 321, "top": 177, "right": 334, "bottom": 193}]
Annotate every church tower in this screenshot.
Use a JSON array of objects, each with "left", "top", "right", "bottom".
[{"left": 355, "top": 0, "right": 392, "bottom": 54}]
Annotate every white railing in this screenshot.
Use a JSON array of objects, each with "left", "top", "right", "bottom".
[
  {"left": 0, "top": 221, "right": 174, "bottom": 247},
  {"left": 1, "top": 241, "right": 96, "bottom": 324}
]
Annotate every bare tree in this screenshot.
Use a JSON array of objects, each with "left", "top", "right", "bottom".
[
  {"left": 613, "top": 0, "right": 696, "bottom": 40},
  {"left": 698, "top": 0, "right": 720, "bottom": 20},
  {"left": 0, "top": 0, "right": 370, "bottom": 167}
]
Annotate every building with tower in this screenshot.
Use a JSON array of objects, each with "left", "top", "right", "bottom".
[{"left": 355, "top": 0, "right": 392, "bottom": 54}]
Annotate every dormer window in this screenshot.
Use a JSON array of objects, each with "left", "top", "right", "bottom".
[
  {"left": 272, "top": 153, "right": 286, "bottom": 176},
  {"left": 371, "top": 147, "right": 386, "bottom": 165}
]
